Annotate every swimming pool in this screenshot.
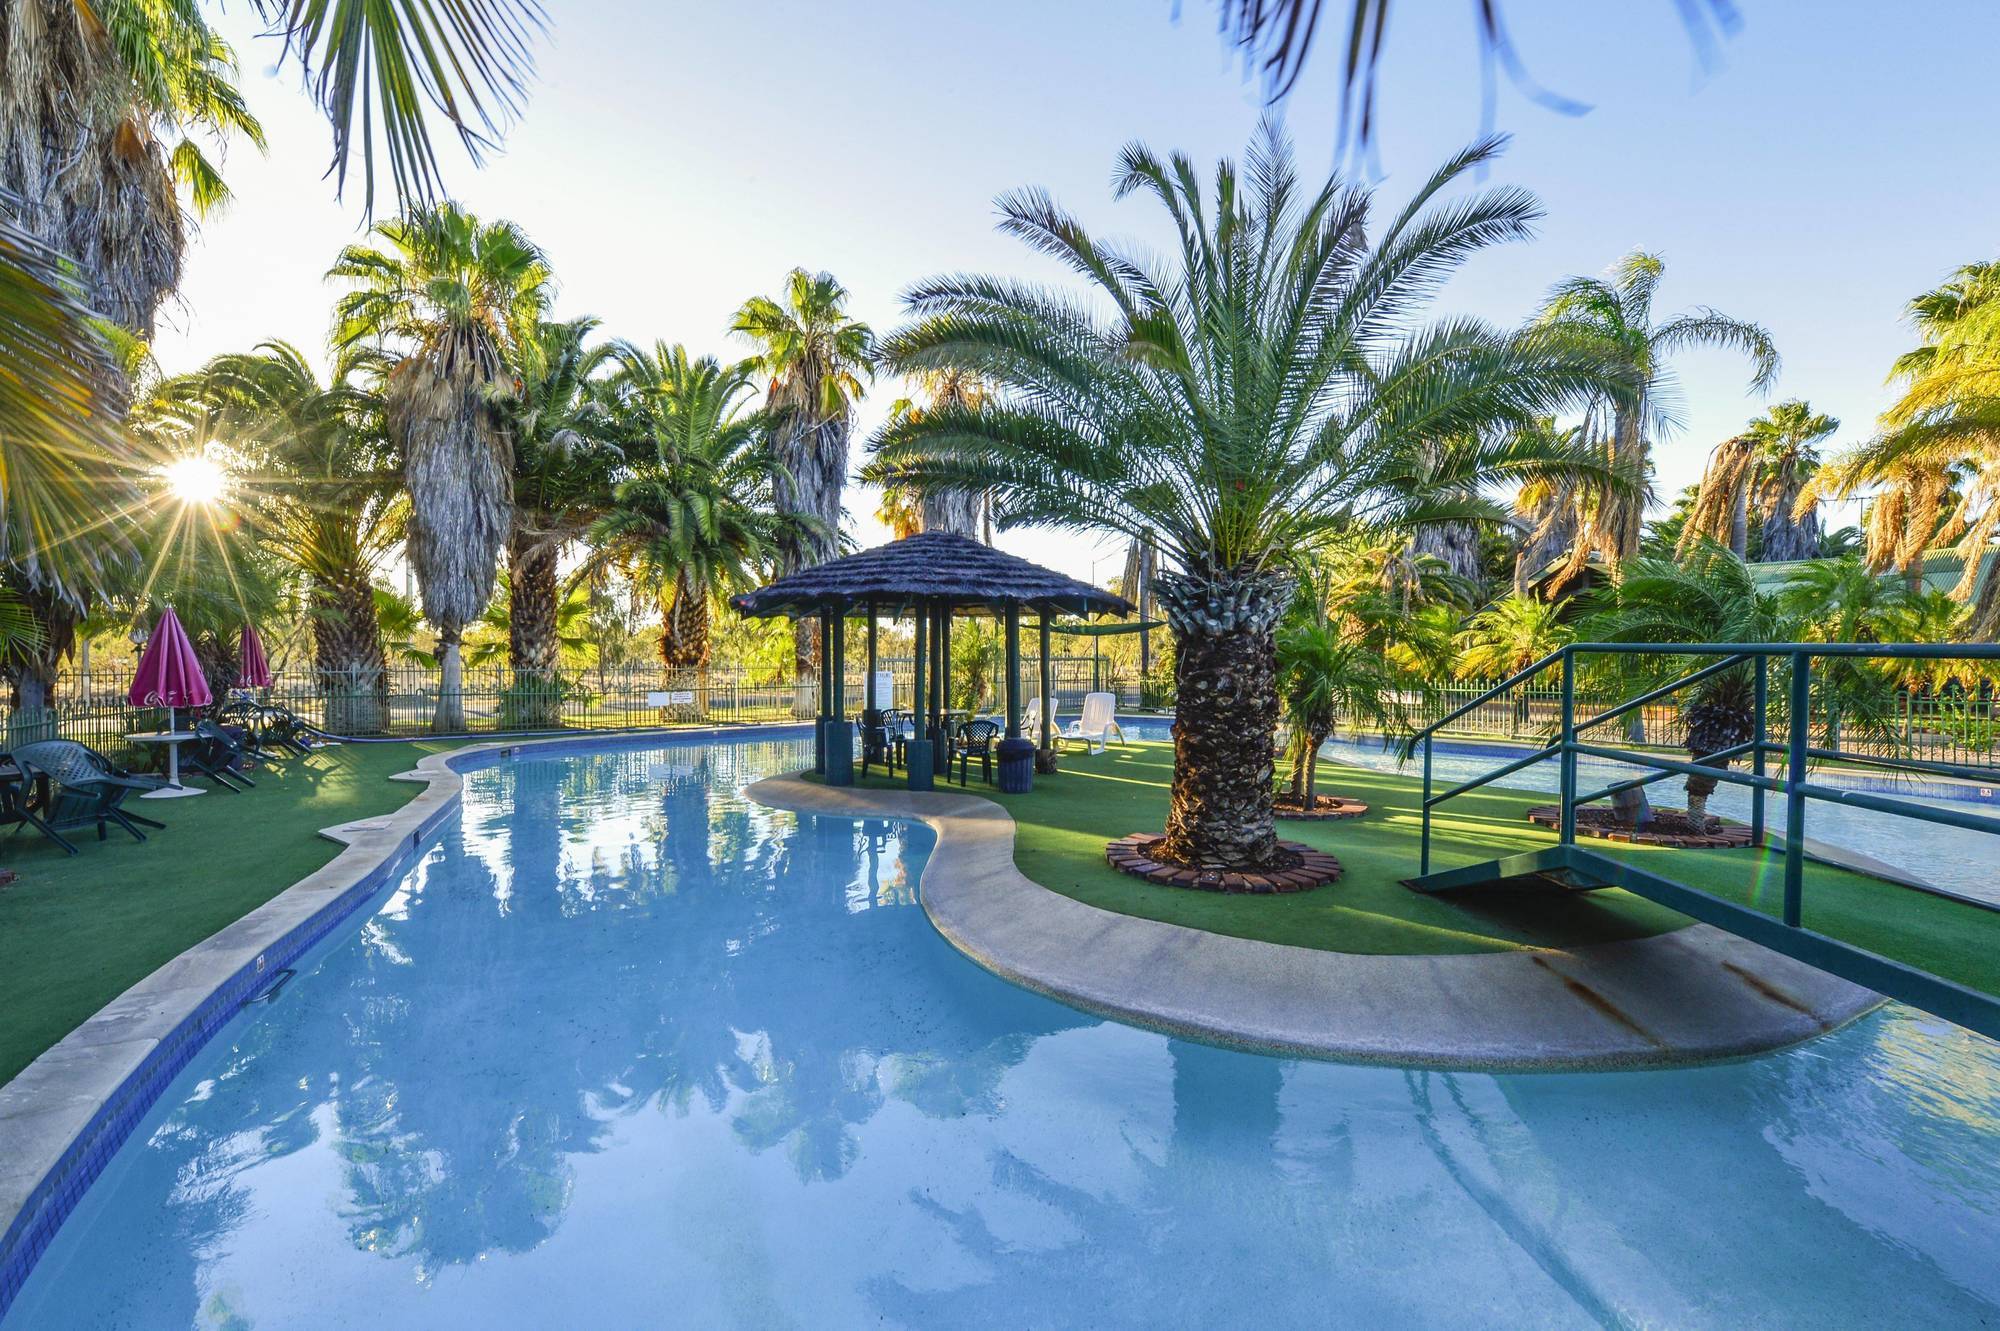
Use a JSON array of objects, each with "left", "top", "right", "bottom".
[
  {"left": 5, "top": 732, "right": 1998, "bottom": 1326},
  {"left": 1121, "top": 717, "right": 2000, "bottom": 906}
]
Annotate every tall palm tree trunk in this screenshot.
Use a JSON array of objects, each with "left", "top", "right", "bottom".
[
  {"left": 1758, "top": 468, "right": 1820, "bottom": 561},
  {"left": 314, "top": 569, "right": 389, "bottom": 732},
  {"left": 658, "top": 572, "right": 711, "bottom": 672},
  {"left": 771, "top": 413, "right": 846, "bottom": 675},
  {"left": 392, "top": 359, "right": 512, "bottom": 734},
  {"left": 1605, "top": 405, "right": 1646, "bottom": 570},
  {"left": 1414, "top": 519, "right": 1482, "bottom": 588},
  {"left": 1155, "top": 569, "right": 1291, "bottom": 870},
  {"left": 3, "top": 588, "right": 78, "bottom": 742},
  {"left": 506, "top": 530, "right": 563, "bottom": 727},
  {"left": 434, "top": 630, "right": 467, "bottom": 732}
]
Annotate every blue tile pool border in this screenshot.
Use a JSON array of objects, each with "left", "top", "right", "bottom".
[{"left": 0, "top": 723, "right": 809, "bottom": 1320}]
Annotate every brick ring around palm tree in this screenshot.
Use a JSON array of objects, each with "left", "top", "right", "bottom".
[
  {"left": 1272, "top": 795, "right": 1369, "bottom": 820},
  {"left": 1106, "top": 833, "right": 1342, "bottom": 894},
  {"left": 1524, "top": 806, "right": 1754, "bottom": 849}
]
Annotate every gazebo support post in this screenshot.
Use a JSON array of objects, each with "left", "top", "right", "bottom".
[
  {"left": 826, "top": 605, "right": 853, "bottom": 785},
  {"left": 997, "top": 601, "right": 1034, "bottom": 792},
  {"left": 814, "top": 610, "right": 831, "bottom": 773},
  {"left": 907, "top": 602, "right": 933, "bottom": 790},
  {"left": 927, "top": 604, "right": 943, "bottom": 751},
  {"left": 1039, "top": 613, "right": 1054, "bottom": 760},
  {"left": 939, "top": 607, "right": 952, "bottom": 730},
  {"left": 864, "top": 600, "right": 879, "bottom": 720}
]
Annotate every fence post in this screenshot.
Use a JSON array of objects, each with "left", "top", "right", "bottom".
[
  {"left": 1558, "top": 651, "right": 1577, "bottom": 845},
  {"left": 1784, "top": 651, "right": 1810, "bottom": 927},
  {"left": 1750, "top": 654, "right": 1768, "bottom": 848}
]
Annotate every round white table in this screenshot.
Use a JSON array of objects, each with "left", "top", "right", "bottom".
[{"left": 126, "top": 731, "right": 207, "bottom": 798}]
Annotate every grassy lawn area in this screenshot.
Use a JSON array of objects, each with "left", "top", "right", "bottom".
[
  {"left": 0, "top": 740, "right": 464, "bottom": 1086},
  {"left": 839, "top": 740, "right": 2000, "bottom": 995}
]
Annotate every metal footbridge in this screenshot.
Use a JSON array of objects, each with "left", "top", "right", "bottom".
[{"left": 1406, "top": 643, "right": 2000, "bottom": 1042}]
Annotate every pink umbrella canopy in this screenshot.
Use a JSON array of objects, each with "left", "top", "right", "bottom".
[
  {"left": 128, "top": 607, "right": 213, "bottom": 711},
  {"left": 237, "top": 623, "right": 272, "bottom": 689}
]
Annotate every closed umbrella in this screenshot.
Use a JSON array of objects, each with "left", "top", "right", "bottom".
[
  {"left": 238, "top": 623, "right": 272, "bottom": 690},
  {"left": 129, "top": 607, "right": 212, "bottom": 796}
]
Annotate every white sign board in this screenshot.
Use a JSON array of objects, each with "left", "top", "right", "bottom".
[{"left": 645, "top": 690, "right": 696, "bottom": 707}]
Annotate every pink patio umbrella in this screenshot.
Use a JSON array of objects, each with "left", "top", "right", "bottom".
[
  {"left": 129, "top": 607, "right": 212, "bottom": 794},
  {"left": 237, "top": 623, "right": 272, "bottom": 691}
]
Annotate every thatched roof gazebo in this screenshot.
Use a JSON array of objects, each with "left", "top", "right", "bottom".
[{"left": 731, "top": 531, "right": 1134, "bottom": 791}]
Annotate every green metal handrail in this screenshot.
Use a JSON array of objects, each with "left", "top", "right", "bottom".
[{"left": 1409, "top": 640, "right": 2000, "bottom": 1040}]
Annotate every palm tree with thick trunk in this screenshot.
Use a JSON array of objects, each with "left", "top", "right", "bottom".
[
  {"left": 168, "top": 341, "right": 404, "bottom": 730},
  {"left": 494, "top": 316, "right": 621, "bottom": 723},
  {"left": 1744, "top": 401, "right": 1835, "bottom": 561},
  {"left": 0, "top": 0, "right": 263, "bottom": 338},
  {"left": 1677, "top": 434, "right": 1758, "bottom": 559},
  {"left": 732, "top": 270, "right": 873, "bottom": 675},
  {"left": 872, "top": 124, "right": 1622, "bottom": 873},
  {"left": 330, "top": 204, "right": 550, "bottom": 731},
  {"left": 1813, "top": 262, "right": 2000, "bottom": 633},
  {"left": 595, "top": 347, "right": 811, "bottom": 673},
  {"left": 1532, "top": 252, "right": 1778, "bottom": 585}
]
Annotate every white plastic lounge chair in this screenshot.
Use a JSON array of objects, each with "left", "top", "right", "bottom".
[
  {"left": 1058, "top": 692, "right": 1124, "bottom": 754},
  {"left": 1019, "top": 696, "right": 1040, "bottom": 742}
]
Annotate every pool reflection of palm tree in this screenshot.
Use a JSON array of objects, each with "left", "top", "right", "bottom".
[
  {"left": 123, "top": 736, "right": 1087, "bottom": 1292},
  {"left": 864, "top": 1041, "right": 1333, "bottom": 1326}
]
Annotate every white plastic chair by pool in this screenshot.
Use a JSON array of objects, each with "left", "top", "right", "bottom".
[{"left": 1059, "top": 692, "right": 1124, "bottom": 754}]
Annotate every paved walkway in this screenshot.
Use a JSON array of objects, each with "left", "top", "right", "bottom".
[{"left": 749, "top": 773, "right": 1883, "bottom": 1071}]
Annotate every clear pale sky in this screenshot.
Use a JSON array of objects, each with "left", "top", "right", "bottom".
[{"left": 154, "top": 0, "right": 2000, "bottom": 584}]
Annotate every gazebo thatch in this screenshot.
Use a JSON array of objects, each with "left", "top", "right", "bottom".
[
  {"left": 730, "top": 531, "right": 1132, "bottom": 619},
  {"left": 730, "top": 532, "right": 1135, "bottom": 793}
]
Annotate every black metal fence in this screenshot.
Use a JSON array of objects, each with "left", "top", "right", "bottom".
[{"left": 11, "top": 658, "right": 1996, "bottom": 776}]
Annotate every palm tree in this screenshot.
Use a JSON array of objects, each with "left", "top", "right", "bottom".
[
  {"left": 732, "top": 270, "right": 874, "bottom": 674},
  {"left": 330, "top": 204, "right": 551, "bottom": 731},
  {"left": 1276, "top": 600, "right": 1403, "bottom": 813},
  {"left": 1532, "top": 251, "right": 1778, "bottom": 584},
  {"left": 1587, "top": 541, "right": 1789, "bottom": 826},
  {"left": 0, "top": 0, "right": 545, "bottom": 574},
  {"left": 1508, "top": 417, "right": 1602, "bottom": 594},
  {"left": 1454, "top": 592, "right": 1572, "bottom": 743},
  {"left": 874, "top": 487, "right": 924, "bottom": 540},
  {"left": 172, "top": 340, "right": 404, "bottom": 730},
  {"left": 1744, "top": 400, "right": 1837, "bottom": 561},
  {"left": 493, "top": 315, "right": 622, "bottom": 712},
  {"left": 594, "top": 348, "right": 810, "bottom": 672},
  {"left": 862, "top": 370, "right": 991, "bottom": 539},
  {"left": 1812, "top": 262, "right": 2000, "bottom": 633},
  {"left": 1454, "top": 594, "right": 1571, "bottom": 681},
  {"left": 0, "top": 0, "right": 264, "bottom": 338},
  {"left": 0, "top": 197, "right": 141, "bottom": 714},
  {"left": 871, "top": 124, "right": 1620, "bottom": 873},
  {"left": 1676, "top": 434, "right": 1757, "bottom": 558}
]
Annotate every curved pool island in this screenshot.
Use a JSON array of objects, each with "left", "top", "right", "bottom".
[{"left": 748, "top": 772, "right": 1880, "bottom": 1070}]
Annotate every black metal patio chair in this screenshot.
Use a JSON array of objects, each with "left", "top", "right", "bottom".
[
  {"left": 11, "top": 740, "right": 161, "bottom": 853},
  {"left": 951, "top": 719, "right": 1003, "bottom": 786},
  {"left": 185, "top": 720, "right": 255, "bottom": 791},
  {"left": 860, "top": 709, "right": 902, "bottom": 777},
  {"left": 259, "top": 703, "right": 338, "bottom": 756}
]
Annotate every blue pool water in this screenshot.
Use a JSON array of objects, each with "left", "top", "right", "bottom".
[
  {"left": 1122, "top": 717, "right": 2000, "bottom": 906},
  {"left": 6, "top": 733, "right": 2000, "bottom": 1327}
]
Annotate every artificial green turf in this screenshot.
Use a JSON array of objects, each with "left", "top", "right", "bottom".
[
  {"left": 839, "top": 741, "right": 2000, "bottom": 995},
  {"left": 0, "top": 740, "right": 462, "bottom": 1085}
]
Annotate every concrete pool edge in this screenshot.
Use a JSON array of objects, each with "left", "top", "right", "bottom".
[
  {"left": 0, "top": 723, "right": 807, "bottom": 1317},
  {"left": 747, "top": 771, "right": 1885, "bottom": 1073}
]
